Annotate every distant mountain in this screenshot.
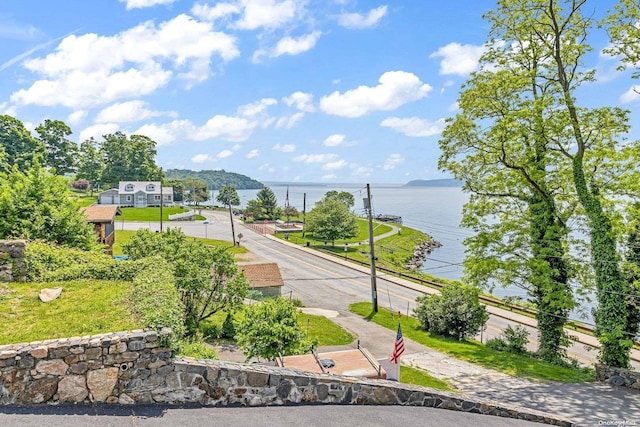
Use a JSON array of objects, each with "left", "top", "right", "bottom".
[
  {"left": 166, "top": 169, "right": 264, "bottom": 190},
  {"left": 404, "top": 179, "right": 462, "bottom": 187}
]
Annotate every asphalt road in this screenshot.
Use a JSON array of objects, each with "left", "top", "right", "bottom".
[{"left": 0, "top": 404, "right": 546, "bottom": 427}]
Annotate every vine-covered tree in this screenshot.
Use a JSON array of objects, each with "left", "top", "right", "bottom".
[
  {"left": 35, "top": 119, "right": 78, "bottom": 175},
  {"left": 0, "top": 115, "right": 46, "bottom": 171},
  {"left": 0, "top": 160, "right": 97, "bottom": 249},
  {"left": 305, "top": 196, "right": 358, "bottom": 243}
]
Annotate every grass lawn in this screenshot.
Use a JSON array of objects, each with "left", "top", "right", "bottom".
[
  {"left": 71, "top": 194, "right": 98, "bottom": 207},
  {"left": 298, "top": 312, "right": 354, "bottom": 346},
  {"left": 113, "top": 230, "right": 248, "bottom": 256},
  {"left": 274, "top": 218, "right": 392, "bottom": 246},
  {"left": 349, "top": 302, "right": 595, "bottom": 383},
  {"left": 119, "top": 206, "right": 206, "bottom": 221},
  {"left": 400, "top": 365, "right": 453, "bottom": 391},
  {"left": 0, "top": 280, "right": 140, "bottom": 345}
]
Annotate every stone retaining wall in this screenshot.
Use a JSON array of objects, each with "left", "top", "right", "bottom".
[
  {"left": 596, "top": 364, "right": 640, "bottom": 390},
  {"left": 0, "top": 330, "right": 573, "bottom": 426},
  {"left": 0, "top": 240, "right": 27, "bottom": 282}
]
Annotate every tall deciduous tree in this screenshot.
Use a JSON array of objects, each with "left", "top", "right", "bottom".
[
  {"left": 603, "top": 0, "right": 640, "bottom": 79},
  {"left": 216, "top": 184, "right": 240, "bottom": 207},
  {"left": 0, "top": 160, "right": 97, "bottom": 249},
  {"left": 35, "top": 119, "right": 78, "bottom": 175},
  {"left": 100, "top": 132, "right": 160, "bottom": 188},
  {"left": 183, "top": 178, "right": 209, "bottom": 206},
  {"left": 305, "top": 196, "right": 358, "bottom": 243},
  {"left": 323, "top": 190, "right": 355, "bottom": 208},
  {"left": 76, "top": 138, "right": 103, "bottom": 195},
  {"left": 0, "top": 115, "right": 45, "bottom": 171}
]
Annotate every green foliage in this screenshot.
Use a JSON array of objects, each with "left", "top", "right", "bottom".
[
  {"left": 216, "top": 184, "right": 240, "bottom": 206},
  {"left": 0, "top": 160, "right": 98, "bottom": 250},
  {"left": 487, "top": 325, "right": 530, "bottom": 355},
  {"left": 305, "top": 198, "right": 358, "bottom": 243},
  {"left": 350, "top": 302, "right": 594, "bottom": 383},
  {"left": 99, "top": 132, "right": 160, "bottom": 188},
  {"left": 76, "top": 138, "right": 102, "bottom": 195},
  {"left": 297, "top": 313, "right": 354, "bottom": 346},
  {"left": 131, "top": 258, "right": 186, "bottom": 349},
  {"left": 323, "top": 190, "right": 355, "bottom": 208},
  {"left": 235, "top": 298, "right": 314, "bottom": 361},
  {"left": 0, "top": 115, "right": 46, "bottom": 171},
  {"left": 165, "top": 168, "right": 263, "bottom": 190},
  {"left": 183, "top": 178, "right": 209, "bottom": 205},
  {"left": 35, "top": 119, "right": 77, "bottom": 175},
  {"left": 414, "top": 283, "right": 488, "bottom": 341},
  {"left": 221, "top": 312, "right": 236, "bottom": 339},
  {"left": 602, "top": 0, "right": 640, "bottom": 79},
  {"left": 245, "top": 187, "right": 279, "bottom": 220},
  {"left": 179, "top": 334, "right": 218, "bottom": 359},
  {"left": 122, "top": 228, "right": 248, "bottom": 335}
]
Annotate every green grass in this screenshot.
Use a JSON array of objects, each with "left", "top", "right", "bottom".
[
  {"left": 349, "top": 302, "right": 595, "bottom": 383},
  {"left": 0, "top": 280, "right": 140, "bottom": 345},
  {"left": 298, "top": 312, "right": 354, "bottom": 346},
  {"left": 119, "top": 206, "right": 206, "bottom": 221},
  {"left": 400, "top": 365, "right": 453, "bottom": 391},
  {"left": 113, "top": 230, "right": 248, "bottom": 256},
  {"left": 274, "top": 218, "right": 393, "bottom": 246},
  {"left": 71, "top": 195, "right": 98, "bottom": 207}
]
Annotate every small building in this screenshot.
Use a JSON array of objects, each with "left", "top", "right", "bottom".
[
  {"left": 98, "top": 181, "right": 173, "bottom": 207},
  {"left": 238, "top": 262, "right": 284, "bottom": 297},
  {"left": 276, "top": 346, "right": 386, "bottom": 380},
  {"left": 81, "top": 205, "right": 121, "bottom": 254}
]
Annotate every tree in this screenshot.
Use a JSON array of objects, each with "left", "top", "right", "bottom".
[
  {"left": 122, "top": 228, "right": 248, "bottom": 334},
  {"left": 0, "top": 115, "right": 46, "bottom": 171},
  {"left": 305, "top": 198, "right": 358, "bottom": 243},
  {"left": 441, "top": 0, "right": 640, "bottom": 367},
  {"left": 603, "top": 0, "right": 640, "bottom": 79},
  {"left": 76, "top": 138, "right": 103, "bottom": 195},
  {"left": 216, "top": 184, "right": 240, "bottom": 207},
  {"left": 234, "top": 298, "right": 313, "bottom": 361},
  {"left": 0, "top": 145, "right": 7, "bottom": 174},
  {"left": 167, "top": 179, "right": 186, "bottom": 202},
  {"left": 245, "top": 187, "right": 279, "bottom": 220},
  {"left": 183, "top": 178, "right": 209, "bottom": 206},
  {"left": 283, "top": 205, "right": 299, "bottom": 223},
  {"left": 35, "top": 119, "right": 78, "bottom": 175},
  {"left": 323, "top": 190, "right": 355, "bottom": 208},
  {"left": 100, "top": 132, "right": 160, "bottom": 188},
  {"left": 413, "top": 283, "right": 488, "bottom": 341},
  {"left": 0, "top": 160, "right": 97, "bottom": 249}
]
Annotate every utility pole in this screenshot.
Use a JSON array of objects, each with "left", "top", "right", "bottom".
[
  {"left": 366, "top": 183, "right": 378, "bottom": 312},
  {"left": 227, "top": 185, "right": 237, "bottom": 246},
  {"left": 302, "top": 192, "right": 306, "bottom": 238},
  {"left": 159, "top": 167, "right": 163, "bottom": 232}
]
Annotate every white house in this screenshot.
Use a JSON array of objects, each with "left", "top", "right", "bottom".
[{"left": 98, "top": 181, "right": 174, "bottom": 207}]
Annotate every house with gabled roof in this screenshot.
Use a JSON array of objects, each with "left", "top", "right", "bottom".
[
  {"left": 238, "top": 262, "right": 284, "bottom": 297},
  {"left": 98, "top": 181, "right": 173, "bottom": 207}
]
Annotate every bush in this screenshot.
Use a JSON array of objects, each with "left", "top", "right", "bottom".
[
  {"left": 500, "top": 325, "right": 530, "bottom": 354},
  {"left": 486, "top": 337, "right": 508, "bottom": 351},
  {"left": 413, "top": 283, "right": 488, "bottom": 341},
  {"left": 72, "top": 180, "right": 90, "bottom": 190},
  {"left": 220, "top": 312, "right": 236, "bottom": 339},
  {"left": 179, "top": 333, "right": 218, "bottom": 359}
]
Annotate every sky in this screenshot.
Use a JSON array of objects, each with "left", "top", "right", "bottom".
[{"left": 0, "top": 0, "right": 639, "bottom": 184}]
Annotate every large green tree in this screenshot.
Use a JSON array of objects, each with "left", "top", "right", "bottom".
[
  {"left": 305, "top": 195, "right": 358, "bottom": 243},
  {"left": 183, "top": 178, "right": 209, "bottom": 206},
  {"left": 245, "top": 187, "right": 280, "bottom": 220},
  {"left": 35, "top": 119, "right": 78, "bottom": 175},
  {"left": 122, "top": 228, "right": 248, "bottom": 334},
  {"left": 0, "top": 160, "right": 97, "bottom": 249},
  {"left": 76, "top": 138, "right": 103, "bottom": 194},
  {"left": 100, "top": 132, "right": 160, "bottom": 188},
  {"left": 216, "top": 184, "right": 240, "bottom": 207},
  {"left": 603, "top": 0, "right": 640, "bottom": 79},
  {"left": 323, "top": 190, "right": 355, "bottom": 208},
  {"left": 0, "top": 115, "right": 46, "bottom": 171}
]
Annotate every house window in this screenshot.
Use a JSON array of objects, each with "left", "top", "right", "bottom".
[
  {"left": 126, "top": 195, "right": 132, "bottom": 201},
  {"left": 154, "top": 195, "right": 161, "bottom": 201},
  {"left": 146, "top": 184, "right": 156, "bottom": 191},
  {"left": 125, "top": 184, "right": 134, "bottom": 191}
]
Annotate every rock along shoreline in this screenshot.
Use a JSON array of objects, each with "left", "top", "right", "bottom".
[{"left": 405, "top": 238, "right": 443, "bottom": 270}]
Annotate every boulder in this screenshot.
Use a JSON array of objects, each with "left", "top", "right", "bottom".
[{"left": 39, "top": 287, "right": 62, "bottom": 302}]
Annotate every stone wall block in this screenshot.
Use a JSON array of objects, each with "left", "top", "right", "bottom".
[
  {"left": 18, "top": 356, "right": 34, "bottom": 369},
  {"left": 87, "top": 367, "right": 119, "bottom": 402},
  {"left": 19, "top": 377, "right": 58, "bottom": 404},
  {"left": 85, "top": 348, "right": 102, "bottom": 360},
  {"left": 58, "top": 375, "right": 88, "bottom": 403},
  {"left": 69, "top": 362, "right": 88, "bottom": 375},
  {"left": 246, "top": 371, "right": 269, "bottom": 388},
  {"left": 35, "top": 359, "right": 68, "bottom": 376},
  {"left": 128, "top": 341, "right": 145, "bottom": 351},
  {"left": 29, "top": 347, "right": 48, "bottom": 359}
]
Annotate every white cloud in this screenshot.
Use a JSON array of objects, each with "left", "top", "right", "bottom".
[
  {"left": 351, "top": 164, "right": 372, "bottom": 178},
  {"left": 254, "top": 31, "right": 321, "bottom": 61},
  {"left": 259, "top": 163, "right": 276, "bottom": 173},
  {"left": 293, "top": 153, "right": 338, "bottom": 163},
  {"left": 95, "top": 100, "right": 174, "bottom": 123},
  {"left": 275, "top": 112, "right": 304, "bottom": 129},
  {"left": 192, "top": 153, "right": 216, "bottom": 163},
  {"left": 67, "top": 110, "right": 87, "bottom": 125},
  {"left": 380, "top": 117, "right": 445, "bottom": 137},
  {"left": 323, "top": 134, "right": 345, "bottom": 147},
  {"left": 11, "top": 14, "right": 239, "bottom": 108},
  {"left": 234, "top": 0, "right": 302, "bottom": 30},
  {"left": 217, "top": 149, "right": 234, "bottom": 158},
  {"left": 382, "top": 153, "right": 404, "bottom": 170},
  {"left": 323, "top": 159, "right": 348, "bottom": 170},
  {"left": 448, "top": 102, "right": 459, "bottom": 112},
  {"left": 620, "top": 86, "right": 640, "bottom": 104},
  {"left": 0, "top": 102, "right": 17, "bottom": 116},
  {"left": 273, "top": 143, "right": 296, "bottom": 152},
  {"left": 337, "top": 5, "right": 388, "bottom": 29},
  {"left": 282, "top": 91, "right": 315, "bottom": 112},
  {"left": 321, "top": 174, "right": 337, "bottom": 180},
  {"left": 232, "top": 144, "right": 241, "bottom": 151},
  {"left": 194, "top": 115, "right": 256, "bottom": 141},
  {"left": 237, "top": 98, "right": 277, "bottom": 117},
  {"left": 319, "top": 71, "right": 432, "bottom": 117},
  {"left": 133, "top": 119, "right": 194, "bottom": 146},
  {"left": 119, "top": 0, "right": 176, "bottom": 9},
  {"left": 246, "top": 149, "right": 260, "bottom": 159},
  {"left": 191, "top": 2, "right": 240, "bottom": 21},
  {"left": 78, "top": 123, "right": 120, "bottom": 142},
  {"left": 430, "top": 42, "right": 485, "bottom": 76}
]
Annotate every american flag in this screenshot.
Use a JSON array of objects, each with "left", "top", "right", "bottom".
[{"left": 389, "top": 323, "right": 404, "bottom": 364}]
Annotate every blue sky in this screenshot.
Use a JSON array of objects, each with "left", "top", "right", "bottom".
[{"left": 1, "top": 0, "right": 638, "bottom": 184}]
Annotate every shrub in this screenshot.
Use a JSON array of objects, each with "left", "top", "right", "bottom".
[
  {"left": 179, "top": 333, "right": 218, "bottom": 359},
  {"left": 486, "top": 337, "right": 508, "bottom": 351},
  {"left": 501, "top": 325, "right": 530, "bottom": 354},
  {"left": 72, "top": 180, "right": 90, "bottom": 190},
  {"left": 220, "top": 312, "right": 236, "bottom": 339},
  {"left": 413, "top": 283, "right": 488, "bottom": 341}
]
